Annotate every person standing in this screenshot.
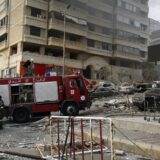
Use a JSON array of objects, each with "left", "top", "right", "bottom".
[{"left": 23, "top": 59, "right": 35, "bottom": 77}]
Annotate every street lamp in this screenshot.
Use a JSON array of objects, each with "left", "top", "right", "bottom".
[{"left": 62, "top": 4, "right": 71, "bottom": 77}]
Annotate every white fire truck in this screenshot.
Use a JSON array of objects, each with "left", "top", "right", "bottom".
[{"left": 0, "top": 74, "right": 91, "bottom": 123}]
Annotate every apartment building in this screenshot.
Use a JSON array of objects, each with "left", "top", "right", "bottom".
[
  {"left": 149, "top": 18, "right": 160, "bottom": 34},
  {"left": 0, "top": 0, "right": 149, "bottom": 82}
]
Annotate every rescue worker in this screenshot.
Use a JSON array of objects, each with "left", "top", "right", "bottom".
[{"left": 23, "top": 59, "right": 35, "bottom": 77}]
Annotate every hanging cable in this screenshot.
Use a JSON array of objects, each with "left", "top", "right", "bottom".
[{"left": 113, "top": 124, "right": 154, "bottom": 160}]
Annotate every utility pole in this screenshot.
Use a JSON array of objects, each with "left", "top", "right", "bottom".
[{"left": 62, "top": 4, "right": 71, "bottom": 77}]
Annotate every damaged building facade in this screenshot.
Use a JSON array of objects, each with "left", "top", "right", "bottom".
[{"left": 0, "top": 0, "right": 149, "bottom": 82}]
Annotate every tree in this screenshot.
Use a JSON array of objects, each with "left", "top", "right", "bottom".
[{"left": 142, "top": 62, "right": 158, "bottom": 81}]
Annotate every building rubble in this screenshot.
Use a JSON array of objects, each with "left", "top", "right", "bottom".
[{"left": 0, "top": 94, "right": 157, "bottom": 160}]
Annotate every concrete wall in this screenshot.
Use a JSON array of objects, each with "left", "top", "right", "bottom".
[{"left": 9, "top": 0, "right": 24, "bottom": 46}]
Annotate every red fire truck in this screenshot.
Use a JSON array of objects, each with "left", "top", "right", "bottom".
[{"left": 0, "top": 74, "right": 91, "bottom": 123}]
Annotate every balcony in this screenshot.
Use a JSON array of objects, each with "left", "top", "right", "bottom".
[
  {"left": 87, "top": 31, "right": 112, "bottom": 43},
  {"left": 113, "top": 51, "right": 143, "bottom": 62},
  {"left": 0, "top": 26, "right": 7, "bottom": 36},
  {"left": 25, "top": 0, "right": 48, "bottom": 11},
  {"left": 49, "top": 1, "right": 87, "bottom": 20},
  {"left": 24, "top": 35, "right": 47, "bottom": 45},
  {"left": 89, "top": 0, "right": 113, "bottom": 13},
  {"left": 24, "top": 15, "right": 47, "bottom": 29},
  {"left": 116, "top": 21, "right": 149, "bottom": 38},
  {"left": 49, "top": 19, "right": 87, "bottom": 37},
  {"left": 23, "top": 52, "right": 83, "bottom": 69},
  {"left": 87, "top": 47, "right": 112, "bottom": 57},
  {"left": 0, "top": 40, "right": 7, "bottom": 50},
  {"left": 48, "top": 37, "right": 86, "bottom": 51},
  {"left": 87, "top": 15, "right": 112, "bottom": 28},
  {"left": 0, "top": 10, "right": 8, "bottom": 20}
]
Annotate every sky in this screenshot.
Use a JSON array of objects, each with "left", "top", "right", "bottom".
[{"left": 149, "top": 0, "right": 160, "bottom": 21}]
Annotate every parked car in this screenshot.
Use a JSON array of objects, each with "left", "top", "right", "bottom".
[
  {"left": 133, "top": 83, "right": 153, "bottom": 93},
  {"left": 98, "top": 81, "right": 116, "bottom": 90},
  {"left": 90, "top": 87, "right": 118, "bottom": 99},
  {"left": 132, "top": 88, "right": 160, "bottom": 110},
  {"left": 119, "top": 82, "right": 134, "bottom": 94}
]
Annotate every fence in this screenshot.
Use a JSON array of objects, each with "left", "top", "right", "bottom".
[{"left": 36, "top": 116, "right": 114, "bottom": 160}]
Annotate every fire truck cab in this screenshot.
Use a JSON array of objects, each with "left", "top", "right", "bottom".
[{"left": 0, "top": 75, "right": 91, "bottom": 123}]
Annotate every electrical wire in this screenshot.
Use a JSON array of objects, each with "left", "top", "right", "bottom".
[{"left": 113, "top": 124, "right": 154, "bottom": 160}]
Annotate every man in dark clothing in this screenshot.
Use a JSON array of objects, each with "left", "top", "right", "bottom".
[{"left": 23, "top": 59, "right": 35, "bottom": 77}]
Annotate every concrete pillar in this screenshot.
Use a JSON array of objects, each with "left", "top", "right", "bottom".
[
  {"left": 17, "top": 42, "right": 23, "bottom": 54},
  {"left": 40, "top": 46, "right": 45, "bottom": 55}
]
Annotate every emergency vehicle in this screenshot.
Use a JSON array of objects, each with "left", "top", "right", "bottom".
[{"left": 0, "top": 74, "right": 91, "bottom": 123}]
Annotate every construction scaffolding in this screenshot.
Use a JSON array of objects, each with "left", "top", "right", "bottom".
[{"left": 36, "top": 116, "right": 114, "bottom": 160}]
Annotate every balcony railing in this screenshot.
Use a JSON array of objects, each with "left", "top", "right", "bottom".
[
  {"left": 24, "top": 15, "right": 47, "bottom": 29},
  {"left": 49, "top": 18, "right": 87, "bottom": 36},
  {"left": 23, "top": 52, "right": 83, "bottom": 69},
  {"left": 0, "top": 40, "right": 7, "bottom": 50},
  {"left": 113, "top": 51, "right": 143, "bottom": 62},
  {"left": 25, "top": 0, "right": 48, "bottom": 11},
  {"left": 0, "top": 25, "right": 7, "bottom": 36},
  {"left": 87, "top": 47, "right": 112, "bottom": 57},
  {"left": 24, "top": 35, "right": 47, "bottom": 45},
  {"left": 48, "top": 37, "right": 86, "bottom": 51}
]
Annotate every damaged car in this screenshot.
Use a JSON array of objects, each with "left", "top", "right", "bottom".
[
  {"left": 132, "top": 88, "right": 160, "bottom": 111},
  {"left": 119, "top": 82, "right": 134, "bottom": 94},
  {"left": 90, "top": 87, "right": 118, "bottom": 99}
]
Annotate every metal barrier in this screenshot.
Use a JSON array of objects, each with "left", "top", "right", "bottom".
[
  {"left": 36, "top": 116, "right": 114, "bottom": 160},
  {"left": 144, "top": 96, "right": 160, "bottom": 122}
]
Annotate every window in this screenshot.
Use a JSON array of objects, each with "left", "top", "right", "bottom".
[
  {"left": 0, "top": 33, "right": 7, "bottom": 42},
  {"left": 141, "top": 24, "right": 147, "bottom": 31},
  {"left": 140, "top": 51, "right": 146, "bottom": 58},
  {"left": 69, "top": 34, "right": 80, "bottom": 41},
  {"left": 102, "top": 27, "right": 112, "bottom": 35},
  {"left": 88, "top": 23, "right": 95, "bottom": 31},
  {"left": 117, "top": 15, "right": 130, "bottom": 25},
  {"left": 30, "top": 26, "right": 41, "bottom": 37},
  {"left": 134, "top": 21, "right": 140, "bottom": 28},
  {"left": 116, "top": 44, "right": 140, "bottom": 55},
  {"left": 70, "top": 52, "right": 78, "bottom": 59},
  {"left": 87, "top": 39, "right": 95, "bottom": 47},
  {"left": 102, "top": 42, "right": 109, "bottom": 50},
  {"left": 48, "top": 29, "right": 63, "bottom": 38},
  {"left": 102, "top": 12, "right": 112, "bottom": 21},
  {"left": 11, "top": 84, "right": 34, "bottom": 104},
  {"left": 31, "top": 7, "right": 41, "bottom": 17},
  {"left": 0, "top": 16, "right": 8, "bottom": 27}
]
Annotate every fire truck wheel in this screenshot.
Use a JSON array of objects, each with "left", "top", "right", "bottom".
[
  {"left": 13, "top": 108, "right": 30, "bottom": 123},
  {"left": 61, "top": 102, "right": 79, "bottom": 116}
]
